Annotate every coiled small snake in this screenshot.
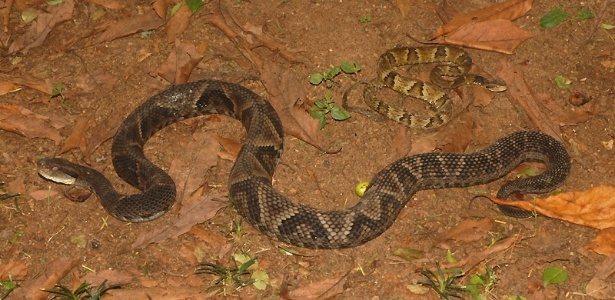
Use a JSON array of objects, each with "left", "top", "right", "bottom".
[{"left": 37, "top": 79, "right": 570, "bottom": 249}]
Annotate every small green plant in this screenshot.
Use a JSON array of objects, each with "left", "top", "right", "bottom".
[
  {"left": 542, "top": 266, "right": 568, "bottom": 287},
  {"left": 418, "top": 263, "right": 465, "bottom": 299},
  {"left": 310, "top": 91, "right": 351, "bottom": 129},
  {"left": 197, "top": 254, "right": 266, "bottom": 294},
  {"left": 310, "top": 62, "right": 361, "bottom": 88},
  {"left": 464, "top": 265, "right": 498, "bottom": 300},
  {"left": 1, "top": 275, "right": 20, "bottom": 300},
  {"left": 359, "top": 15, "right": 372, "bottom": 23},
  {"left": 540, "top": 7, "right": 569, "bottom": 28},
  {"left": 554, "top": 75, "right": 572, "bottom": 89},
  {"left": 43, "top": 280, "right": 120, "bottom": 300}
]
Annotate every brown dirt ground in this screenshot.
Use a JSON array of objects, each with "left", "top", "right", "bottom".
[{"left": 1, "top": 0, "right": 615, "bottom": 299}]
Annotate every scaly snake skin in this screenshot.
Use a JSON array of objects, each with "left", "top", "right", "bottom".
[
  {"left": 38, "top": 80, "right": 570, "bottom": 249},
  {"left": 363, "top": 46, "right": 507, "bottom": 128}
]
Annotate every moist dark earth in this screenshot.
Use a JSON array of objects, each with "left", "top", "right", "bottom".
[{"left": 1, "top": 1, "right": 615, "bottom": 299}]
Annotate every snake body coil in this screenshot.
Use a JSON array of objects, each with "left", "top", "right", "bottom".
[{"left": 38, "top": 80, "right": 570, "bottom": 249}]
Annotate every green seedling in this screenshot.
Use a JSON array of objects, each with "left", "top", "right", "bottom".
[
  {"left": 196, "top": 254, "right": 269, "bottom": 295},
  {"left": 43, "top": 280, "right": 120, "bottom": 299},
  {"left": 310, "top": 62, "right": 361, "bottom": 88},
  {"left": 418, "top": 263, "right": 465, "bottom": 299},
  {"left": 1, "top": 275, "right": 20, "bottom": 300},
  {"left": 464, "top": 264, "right": 498, "bottom": 300},
  {"left": 310, "top": 91, "right": 351, "bottom": 129}
]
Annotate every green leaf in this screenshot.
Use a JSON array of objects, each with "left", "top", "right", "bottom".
[
  {"left": 464, "top": 283, "right": 481, "bottom": 295},
  {"left": 542, "top": 266, "right": 568, "bottom": 286},
  {"left": 51, "top": 81, "right": 63, "bottom": 97},
  {"left": 314, "top": 100, "right": 329, "bottom": 109},
  {"left": 601, "top": 23, "right": 615, "bottom": 30},
  {"left": 340, "top": 61, "right": 357, "bottom": 73},
  {"left": 554, "top": 75, "right": 572, "bottom": 89},
  {"left": 330, "top": 106, "right": 351, "bottom": 121},
  {"left": 46, "top": 0, "right": 63, "bottom": 5},
  {"left": 446, "top": 249, "right": 457, "bottom": 263},
  {"left": 310, "top": 109, "right": 325, "bottom": 120},
  {"left": 21, "top": 8, "right": 38, "bottom": 23},
  {"left": 324, "top": 66, "right": 341, "bottom": 79},
  {"left": 540, "top": 7, "right": 569, "bottom": 28},
  {"left": 575, "top": 8, "right": 594, "bottom": 20},
  {"left": 170, "top": 2, "right": 182, "bottom": 15},
  {"left": 359, "top": 15, "right": 372, "bottom": 23},
  {"left": 185, "top": 0, "right": 204, "bottom": 13},
  {"left": 309, "top": 73, "right": 324, "bottom": 85},
  {"left": 317, "top": 117, "right": 327, "bottom": 129},
  {"left": 323, "top": 91, "right": 333, "bottom": 102},
  {"left": 251, "top": 270, "right": 269, "bottom": 290},
  {"left": 392, "top": 248, "right": 425, "bottom": 261},
  {"left": 516, "top": 168, "right": 537, "bottom": 178},
  {"left": 470, "top": 274, "right": 486, "bottom": 285}
]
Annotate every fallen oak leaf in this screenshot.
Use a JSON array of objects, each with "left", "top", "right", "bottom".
[
  {"left": 0, "top": 104, "right": 64, "bottom": 143},
  {"left": 438, "top": 218, "right": 494, "bottom": 243},
  {"left": 490, "top": 185, "right": 615, "bottom": 230},
  {"left": 8, "top": 0, "right": 75, "bottom": 54},
  {"left": 436, "top": 19, "right": 533, "bottom": 54},
  {"left": 132, "top": 195, "right": 227, "bottom": 249},
  {"left": 585, "top": 228, "right": 615, "bottom": 256},
  {"left": 433, "top": 0, "right": 533, "bottom": 38}
]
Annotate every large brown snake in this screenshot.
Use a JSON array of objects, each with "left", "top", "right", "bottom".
[{"left": 37, "top": 80, "right": 571, "bottom": 249}]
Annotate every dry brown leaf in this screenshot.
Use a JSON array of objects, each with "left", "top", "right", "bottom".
[
  {"left": 8, "top": 0, "right": 75, "bottom": 54},
  {"left": 497, "top": 60, "right": 562, "bottom": 140},
  {"left": 81, "top": 269, "right": 134, "bottom": 287},
  {"left": 0, "top": 260, "right": 27, "bottom": 281},
  {"left": 392, "top": 126, "right": 410, "bottom": 159},
  {"left": 0, "top": 81, "right": 16, "bottom": 95},
  {"left": 155, "top": 40, "right": 204, "bottom": 84},
  {"left": 84, "top": 0, "right": 124, "bottom": 9},
  {"left": 535, "top": 93, "right": 594, "bottom": 126},
  {"left": 395, "top": 0, "right": 413, "bottom": 17},
  {"left": 438, "top": 218, "right": 494, "bottom": 243},
  {"left": 168, "top": 131, "right": 219, "bottom": 206},
  {"left": 92, "top": 11, "right": 164, "bottom": 45},
  {"left": 59, "top": 115, "right": 94, "bottom": 154},
  {"left": 0, "top": 72, "right": 53, "bottom": 95},
  {"left": 14, "top": 257, "right": 79, "bottom": 300},
  {"left": 213, "top": 133, "right": 241, "bottom": 161},
  {"left": 152, "top": 0, "right": 167, "bottom": 19},
  {"left": 82, "top": 106, "right": 125, "bottom": 160},
  {"left": 490, "top": 185, "right": 615, "bottom": 230},
  {"left": 585, "top": 253, "right": 615, "bottom": 298},
  {"left": 104, "top": 286, "right": 216, "bottom": 299},
  {"left": 165, "top": 1, "right": 192, "bottom": 42},
  {"left": 131, "top": 195, "right": 227, "bottom": 249},
  {"left": 433, "top": 0, "right": 533, "bottom": 38},
  {"left": 262, "top": 62, "right": 334, "bottom": 152},
  {"left": 437, "top": 19, "right": 533, "bottom": 54},
  {"left": 445, "top": 234, "right": 520, "bottom": 272},
  {"left": 29, "top": 189, "right": 59, "bottom": 201},
  {"left": 0, "top": 104, "right": 64, "bottom": 143},
  {"left": 189, "top": 226, "right": 228, "bottom": 249},
  {"left": 585, "top": 228, "right": 615, "bottom": 256},
  {"left": 286, "top": 275, "right": 347, "bottom": 300},
  {"left": 408, "top": 112, "right": 474, "bottom": 155}
]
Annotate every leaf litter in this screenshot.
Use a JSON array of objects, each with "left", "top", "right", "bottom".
[{"left": 4, "top": 0, "right": 614, "bottom": 296}]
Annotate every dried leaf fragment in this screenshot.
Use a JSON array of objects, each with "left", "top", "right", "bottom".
[{"left": 490, "top": 185, "right": 615, "bottom": 230}]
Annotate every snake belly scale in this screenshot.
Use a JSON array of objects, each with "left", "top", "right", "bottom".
[{"left": 38, "top": 80, "right": 570, "bottom": 249}]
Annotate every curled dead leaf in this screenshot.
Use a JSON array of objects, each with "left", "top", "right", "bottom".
[{"left": 490, "top": 185, "right": 615, "bottom": 230}]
